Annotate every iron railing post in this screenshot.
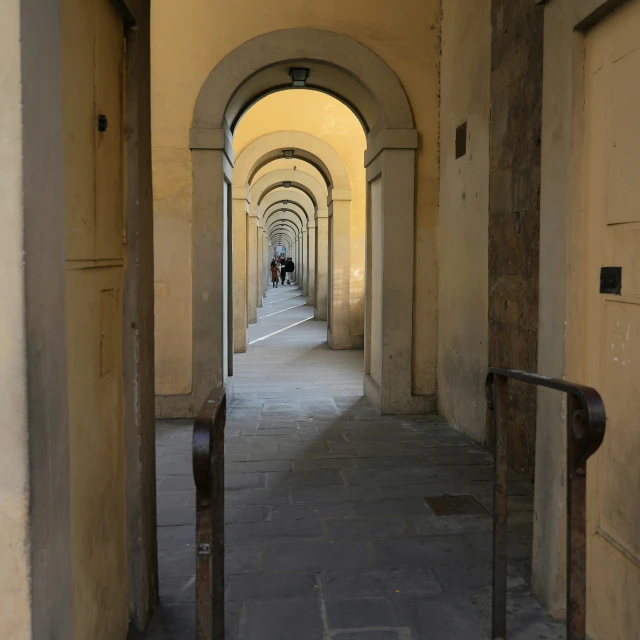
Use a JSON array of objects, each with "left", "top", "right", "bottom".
[
  {"left": 567, "top": 394, "right": 587, "bottom": 640},
  {"left": 193, "top": 388, "right": 226, "bottom": 640},
  {"left": 491, "top": 373, "right": 508, "bottom": 640},
  {"left": 486, "top": 368, "right": 605, "bottom": 640}
]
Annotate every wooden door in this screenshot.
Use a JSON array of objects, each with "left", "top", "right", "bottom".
[
  {"left": 63, "top": 0, "right": 128, "bottom": 636},
  {"left": 583, "top": 2, "right": 640, "bottom": 637}
]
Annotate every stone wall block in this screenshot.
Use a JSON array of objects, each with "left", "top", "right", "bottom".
[
  {"left": 512, "top": 165, "right": 531, "bottom": 212},
  {"left": 489, "top": 212, "right": 526, "bottom": 275},
  {"left": 489, "top": 168, "right": 513, "bottom": 215},
  {"left": 489, "top": 0, "right": 543, "bottom": 479}
]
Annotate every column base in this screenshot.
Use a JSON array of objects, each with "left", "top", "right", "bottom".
[
  {"left": 327, "top": 328, "right": 364, "bottom": 350},
  {"left": 364, "top": 375, "right": 437, "bottom": 415},
  {"left": 155, "top": 377, "right": 235, "bottom": 419}
]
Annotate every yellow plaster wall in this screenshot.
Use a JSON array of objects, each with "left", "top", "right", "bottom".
[
  {"left": 437, "top": 0, "right": 491, "bottom": 440},
  {"left": 233, "top": 90, "right": 366, "bottom": 337},
  {"left": 0, "top": 2, "right": 32, "bottom": 636},
  {"left": 151, "top": 0, "right": 441, "bottom": 397}
]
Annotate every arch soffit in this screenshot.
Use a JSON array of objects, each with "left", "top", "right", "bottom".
[
  {"left": 250, "top": 169, "right": 328, "bottom": 212},
  {"left": 263, "top": 203, "right": 308, "bottom": 226},
  {"left": 260, "top": 189, "right": 314, "bottom": 221},
  {"left": 270, "top": 230, "right": 294, "bottom": 246},
  {"left": 233, "top": 131, "right": 350, "bottom": 191},
  {"left": 253, "top": 159, "right": 325, "bottom": 187},
  {"left": 261, "top": 184, "right": 316, "bottom": 211},
  {"left": 265, "top": 210, "right": 305, "bottom": 231},
  {"left": 269, "top": 221, "right": 299, "bottom": 238},
  {"left": 192, "top": 29, "right": 414, "bottom": 134}
]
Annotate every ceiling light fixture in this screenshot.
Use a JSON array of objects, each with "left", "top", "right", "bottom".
[
  {"left": 283, "top": 181, "right": 291, "bottom": 188},
  {"left": 283, "top": 149, "right": 295, "bottom": 159},
  {"left": 289, "top": 68, "right": 310, "bottom": 87}
]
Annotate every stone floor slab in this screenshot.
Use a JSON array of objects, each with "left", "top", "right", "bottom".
[{"left": 145, "top": 287, "right": 560, "bottom": 640}]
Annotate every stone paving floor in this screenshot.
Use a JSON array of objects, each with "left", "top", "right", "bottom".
[{"left": 142, "top": 285, "right": 565, "bottom": 640}]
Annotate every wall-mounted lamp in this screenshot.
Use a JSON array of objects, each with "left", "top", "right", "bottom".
[
  {"left": 283, "top": 149, "right": 295, "bottom": 159},
  {"left": 283, "top": 181, "right": 292, "bottom": 188},
  {"left": 289, "top": 68, "right": 310, "bottom": 87}
]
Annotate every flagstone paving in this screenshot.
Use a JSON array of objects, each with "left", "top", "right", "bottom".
[{"left": 141, "top": 286, "right": 563, "bottom": 640}]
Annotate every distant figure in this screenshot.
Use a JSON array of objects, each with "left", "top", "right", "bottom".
[
  {"left": 270, "top": 260, "right": 280, "bottom": 288},
  {"left": 285, "top": 257, "right": 295, "bottom": 285},
  {"left": 280, "top": 260, "right": 287, "bottom": 285}
]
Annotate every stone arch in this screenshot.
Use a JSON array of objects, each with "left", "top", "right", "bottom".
[
  {"left": 253, "top": 159, "right": 325, "bottom": 187},
  {"left": 269, "top": 226, "right": 297, "bottom": 244},
  {"left": 260, "top": 189, "right": 315, "bottom": 222},
  {"left": 233, "top": 134, "right": 343, "bottom": 339},
  {"left": 264, "top": 209, "right": 306, "bottom": 230},
  {"left": 251, "top": 169, "right": 328, "bottom": 213},
  {"left": 192, "top": 28, "right": 414, "bottom": 136},
  {"left": 270, "top": 227, "right": 295, "bottom": 254},
  {"left": 259, "top": 188, "right": 322, "bottom": 312},
  {"left": 189, "top": 27, "right": 425, "bottom": 416},
  {"left": 263, "top": 203, "right": 308, "bottom": 225},
  {"left": 233, "top": 131, "right": 350, "bottom": 193},
  {"left": 266, "top": 211, "right": 305, "bottom": 290},
  {"left": 253, "top": 167, "right": 328, "bottom": 306},
  {"left": 270, "top": 227, "right": 295, "bottom": 244}
]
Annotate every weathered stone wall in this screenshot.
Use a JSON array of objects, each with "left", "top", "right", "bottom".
[{"left": 489, "top": 0, "right": 544, "bottom": 481}]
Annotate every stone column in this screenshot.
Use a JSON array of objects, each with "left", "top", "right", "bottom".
[
  {"left": 263, "top": 229, "right": 270, "bottom": 295},
  {"left": 246, "top": 214, "right": 259, "bottom": 324},
  {"left": 315, "top": 210, "right": 329, "bottom": 320},
  {"left": 363, "top": 131, "right": 433, "bottom": 414},
  {"left": 291, "top": 238, "right": 296, "bottom": 283},
  {"left": 257, "top": 221, "right": 263, "bottom": 308},
  {"left": 232, "top": 192, "right": 248, "bottom": 352},
  {"left": 189, "top": 122, "right": 238, "bottom": 412},
  {"left": 302, "top": 229, "right": 309, "bottom": 294},
  {"left": 327, "top": 191, "right": 352, "bottom": 349},
  {"left": 307, "top": 222, "right": 316, "bottom": 305}
]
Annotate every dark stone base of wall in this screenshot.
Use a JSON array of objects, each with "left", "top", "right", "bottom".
[{"left": 488, "top": 0, "right": 544, "bottom": 482}]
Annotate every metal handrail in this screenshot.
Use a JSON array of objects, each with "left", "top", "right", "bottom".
[
  {"left": 193, "top": 385, "right": 226, "bottom": 640},
  {"left": 485, "top": 368, "right": 606, "bottom": 640}
]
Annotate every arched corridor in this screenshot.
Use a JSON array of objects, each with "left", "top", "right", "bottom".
[
  {"left": 147, "top": 291, "right": 561, "bottom": 639},
  {"left": 4, "top": 0, "right": 640, "bottom": 637}
]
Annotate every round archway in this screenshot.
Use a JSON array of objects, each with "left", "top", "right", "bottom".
[
  {"left": 232, "top": 131, "right": 351, "bottom": 352},
  {"left": 189, "top": 28, "right": 426, "bottom": 417}
]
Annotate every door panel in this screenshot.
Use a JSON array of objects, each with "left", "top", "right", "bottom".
[
  {"left": 95, "top": 0, "right": 125, "bottom": 259},
  {"left": 62, "top": 0, "right": 96, "bottom": 260},
  {"left": 583, "top": 2, "right": 640, "bottom": 638}
]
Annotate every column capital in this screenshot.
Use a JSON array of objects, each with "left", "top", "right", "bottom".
[
  {"left": 328, "top": 188, "right": 352, "bottom": 204},
  {"left": 189, "top": 127, "right": 235, "bottom": 165},
  {"left": 364, "top": 128, "right": 418, "bottom": 167}
]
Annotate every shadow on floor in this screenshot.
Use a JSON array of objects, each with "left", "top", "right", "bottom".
[{"left": 146, "top": 396, "right": 565, "bottom": 640}]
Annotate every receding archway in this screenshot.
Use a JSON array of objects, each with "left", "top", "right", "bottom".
[
  {"left": 231, "top": 131, "right": 353, "bottom": 353},
  {"left": 182, "top": 27, "right": 430, "bottom": 419},
  {"left": 251, "top": 168, "right": 328, "bottom": 302}
]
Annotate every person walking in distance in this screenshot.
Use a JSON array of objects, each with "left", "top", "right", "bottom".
[
  {"left": 280, "top": 258, "right": 287, "bottom": 285},
  {"left": 270, "top": 259, "right": 280, "bottom": 288},
  {"left": 285, "top": 257, "right": 295, "bottom": 285}
]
